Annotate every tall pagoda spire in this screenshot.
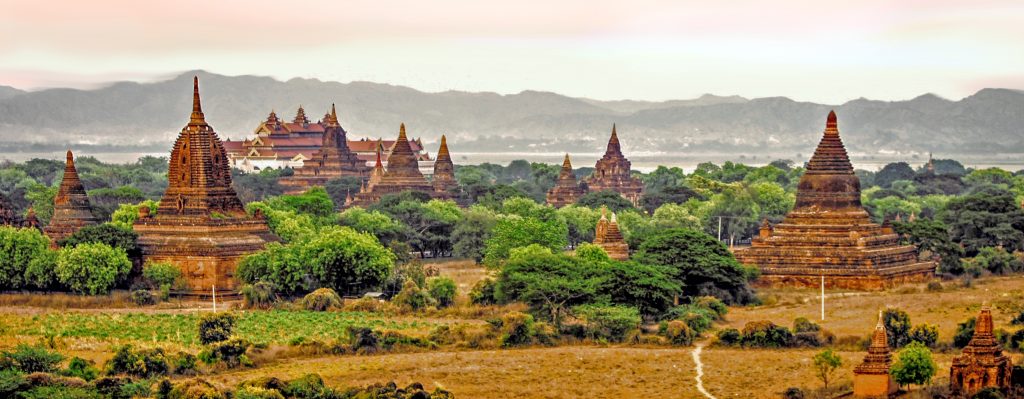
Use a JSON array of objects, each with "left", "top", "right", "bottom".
[
  {"left": 189, "top": 76, "right": 205, "bottom": 125},
  {"left": 382, "top": 123, "right": 422, "bottom": 178},
  {"left": 805, "top": 110, "right": 854, "bottom": 175},
  {"left": 44, "top": 150, "right": 98, "bottom": 244},
  {"left": 437, "top": 134, "right": 451, "bottom": 161},
  {"left": 324, "top": 103, "right": 340, "bottom": 127},
  {"left": 791, "top": 110, "right": 862, "bottom": 212},
  {"left": 605, "top": 123, "right": 622, "bottom": 156},
  {"left": 433, "top": 134, "right": 457, "bottom": 192}
]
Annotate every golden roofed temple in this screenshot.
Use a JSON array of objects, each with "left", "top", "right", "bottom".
[
  {"left": 734, "top": 111, "right": 934, "bottom": 290},
  {"left": 44, "top": 151, "right": 99, "bottom": 245},
  {"left": 950, "top": 306, "right": 1013, "bottom": 395},
  {"left": 585, "top": 124, "right": 644, "bottom": 206},
  {"left": 545, "top": 154, "right": 586, "bottom": 208},
  {"left": 134, "top": 77, "right": 276, "bottom": 295}
]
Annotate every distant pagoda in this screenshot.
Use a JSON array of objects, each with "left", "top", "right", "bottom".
[
  {"left": 134, "top": 77, "right": 276, "bottom": 295},
  {"left": 950, "top": 306, "right": 1013, "bottom": 395},
  {"left": 546, "top": 154, "right": 586, "bottom": 208},
  {"left": 734, "top": 111, "right": 934, "bottom": 290},
  {"left": 432, "top": 134, "right": 458, "bottom": 194},
  {"left": 584, "top": 124, "right": 644, "bottom": 206},
  {"left": 0, "top": 192, "right": 21, "bottom": 227},
  {"left": 280, "top": 104, "right": 370, "bottom": 194},
  {"left": 593, "top": 208, "right": 629, "bottom": 261},
  {"left": 853, "top": 311, "right": 897, "bottom": 398},
  {"left": 44, "top": 151, "right": 99, "bottom": 245},
  {"left": 351, "top": 124, "right": 439, "bottom": 206}
]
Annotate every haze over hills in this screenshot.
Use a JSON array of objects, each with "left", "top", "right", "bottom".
[{"left": 0, "top": 71, "right": 1022, "bottom": 161}]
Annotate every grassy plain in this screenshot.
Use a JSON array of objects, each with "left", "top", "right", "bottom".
[{"left": 2, "top": 264, "right": 1024, "bottom": 398}]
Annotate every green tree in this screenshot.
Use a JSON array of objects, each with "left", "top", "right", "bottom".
[
  {"left": 603, "top": 261, "right": 681, "bottom": 318},
  {"left": 109, "top": 199, "right": 159, "bottom": 228},
  {"left": 575, "top": 190, "right": 634, "bottom": 213},
  {"left": 87, "top": 186, "right": 146, "bottom": 222},
  {"left": 266, "top": 187, "right": 336, "bottom": 223},
  {"left": 940, "top": 185, "right": 1024, "bottom": 254},
  {"left": 558, "top": 205, "right": 600, "bottom": 248},
  {"left": 55, "top": 242, "right": 132, "bottom": 294},
  {"left": 338, "top": 206, "right": 406, "bottom": 245},
  {"left": 883, "top": 308, "right": 913, "bottom": 349},
  {"left": 451, "top": 206, "right": 497, "bottom": 263},
  {"left": 427, "top": 276, "right": 457, "bottom": 308},
  {"left": 890, "top": 341, "right": 937, "bottom": 388},
  {"left": 893, "top": 219, "right": 963, "bottom": 274},
  {"left": 812, "top": 349, "right": 842, "bottom": 391},
  {"left": 482, "top": 200, "right": 569, "bottom": 267},
  {"left": 59, "top": 223, "right": 140, "bottom": 259},
  {"left": 633, "top": 228, "right": 756, "bottom": 304},
  {"left": 232, "top": 167, "right": 287, "bottom": 204},
  {"left": 0, "top": 226, "right": 53, "bottom": 290},
  {"left": 497, "top": 245, "right": 606, "bottom": 327},
  {"left": 24, "top": 183, "right": 57, "bottom": 225},
  {"left": 875, "top": 162, "right": 916, "bottom": 188}
]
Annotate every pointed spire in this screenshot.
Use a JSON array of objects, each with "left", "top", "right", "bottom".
[
  {"left": 826, "top": 110, "right": 837, "bottom": 130},
  {"left": 398, "top": 123, "right": 408, "bottom": 141},
  {"left": 437, "top": 135, "right": 451, "bottom": 160},
  {"left": 600, "top": 206, "right": 608, "bottom": 220},
  {"left": 325, "top": 103, "right": 339, "bottom": 126},
  {"left": 189, "top": 76, "right": 206, "bottom": 125},
  {"left": 605, "top": 124, "right": 623, "bottom": 156},
  {"left": 610, "top": 212, "right": 618, "bottom": 224},
  {"left": 870, "top": 310, "right": 890, "bottom": 350},
  {"left": 293, "top": 105, "right": 309, "bottom": 125},
  {"left": 804, "top": 110, "right": 854, "bottom": 175},
  {"left": 562, "top": 153, "right": 572, "bottom": 169},
  {"left": 975, "top": 305, "right": 994, "bottom": 338}
]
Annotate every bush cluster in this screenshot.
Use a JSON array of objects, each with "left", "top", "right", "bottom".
[
  {"left": 300, "top": 288, "right": 342, "bottom": 311},
  {"left": 717, "top": 318, "right": 835, "bottom": 348},
  {"left": 572, "top": 304, "right": 642, "bottom": 343}
]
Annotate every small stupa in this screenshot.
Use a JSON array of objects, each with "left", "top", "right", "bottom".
[
  {"left": 545, "top": 154, "right": 585, "bottom": 208},
  {"left": 44, "top": 150, "right": 99, "bottom": 244},
  {"left": 853, "top": 311, "right": 897, "bottom": 397}
]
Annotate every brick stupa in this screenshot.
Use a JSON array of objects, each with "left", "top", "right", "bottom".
[
  {"left": 280, "top": 104, "right": 370, "bottom": 194},
  {"left": 134, "top": 77, "right": 276, "bottom": 295},
  {"left": 593, "top": 208, "right": 629, "bottom": 261},
  {"left": 432, "top": 134, "right": 458, "bottom": 194},
  {"left": 585, "top": 124, "right": 644, "bottom": 206},
  {"left": 351, "top": 124, "right": 437, "bottom": 206},
  {"left": 546, "top": 154, "right": 586, "bottom": 208},
  {"left": 950, "top": 306, "right": 1013, "bottom": 395},
  {"left": 853, "top": 312, "right": 897, "bottom": 398},
  {"left": 44, "top": 151, "right": 99, "bottom": 244},
  {"left": 734, "top": 111, "right": 934, "bottom": 290}
]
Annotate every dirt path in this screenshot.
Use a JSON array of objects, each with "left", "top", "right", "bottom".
[{"left": 692, "top": 343, "right": 716, "bottom": 399}]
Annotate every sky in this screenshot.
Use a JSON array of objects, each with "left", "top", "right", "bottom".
[{"left": 1, "top": 0, "right": 1022, "bottom": 103}]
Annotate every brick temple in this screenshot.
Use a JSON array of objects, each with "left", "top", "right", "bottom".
[
  {"left": 432, "top": 134, "right": 458, "bottom": 193},
  {"left": 350, "top": 124, "right": 453, "bottom": 207},
  {"left": 593, "top": 208, "right": 629, "bottom": 261},
  {"left": 134, "top": 77, "right": 276, "bottom": 295},
  {"left": 585, "top": 124, "right": 644, "bottom": 206},
  {"left": 950, "top": 306, "right": 1013, "bottom": 395},
  {"left": 44, "top": 151, "right": 99, "bottom": 245},
  {"left": 734, "top": 111, "right": 934, "bottom": 290},
  {"left": 279, "top": 104, "right": 370, "bottom": 194},
  {"left": 545, "top": 154, "right": 586, "bottom": 207},
  {"left": 853, "top": 312, "right": 897, "bottom": 398}
]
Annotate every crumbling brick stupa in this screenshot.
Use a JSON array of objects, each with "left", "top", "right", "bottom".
[
  {"left": 734, "top": 111, "right": 934, "bottom": 290},
  {"left": 134, "top": 77, "right": 276, "bottom": 296}
]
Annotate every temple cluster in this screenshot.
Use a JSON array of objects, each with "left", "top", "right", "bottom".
[{"left": 546, "top": 124, "right": 645, "bottom": 208}]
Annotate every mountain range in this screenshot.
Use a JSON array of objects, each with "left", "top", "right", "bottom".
[{"left": 0, "top": 71, "right": 1022, "bottom": 159}]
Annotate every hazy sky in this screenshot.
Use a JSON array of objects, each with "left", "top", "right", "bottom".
[{"left": 1, "top": 0, "right": 1022, "bottom": 103}]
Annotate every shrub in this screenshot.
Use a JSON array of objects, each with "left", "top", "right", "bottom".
[
  {"left": 0, "top": 369, "right": 29, "bottom": 397},
  {"left": 740, "top": 320, "right": 793, "bottom": 348},
  {"left": 693, "top": 296, "right": 728, "bottom": 319},
  {"left": 662, "top": 304, "right": 715, "bottom": 335},
  {"left": 201, "top": 338, "right": 252, "bottom": 369},
  {"left": 954, "top": 317, "right": 976, "bottom": 348},
  {"left": 971, "top": 246, "right": 1024, "bottom": 275},
  {"left": 883, "top": 308, "right": 912, "bottom": 349},
  {"left": 812, "top": 349, "right": 843, "bottom": 391},
  {"left": 1012, "top": 310, "right": 1024, "bottom": 326},
  {"left": 55, "top": 242, "right": 132, "bottom": 294},
  {"left": 499, "top": 311, "right": 536, "bottom": 347},
  {"left": 346, "top": 327, "right": 380, "bottom": 354},
  {"left": 166, "top": 378, "right": 224, "bottom": 399},
  {"left": 172, "top": 352, "right": 198, "bottom": 376},
  {"left": 469, "top": 278, "right": 498, "bottom": 305},
  {"left": 926, "top": 281, "right": 943, "bottom": 292},
  {"left": 240, "top": 281, "right": 277, "bottom": 309},
  {"left": 198, "top": 312, "right": 236, "bottom": 345},
  {"left": 909, "top": 324, "right": 939, "bottom": 347},
  {"left": 0, "top": 344, "right": 63, "bottom": 373},
  {"left": 392, "top": 279, "right": 432, "bottom": 311},
  {"left": 300, "top": 288, "right": 342, "bottom": 311},
  {"left": 282, "top": 374, "right": 332, "bottom": 399},
  {"left": 105, "top": 345, "right": 169, "bottom": 377},
  {"left": 663, "top": 320, "right": 694, "bottom": 346},
  {"left": 427, "top": 277, "right": 457, "bottom": 308},
  {"left": 235, "top": 386, "right": 285, "bottom": 399},
  {"left": 716, "top": 328, "right": 741, "bottom": 346},
  {"left": 783, "top": 387, "right": 805, "bottom": 399},
  {"left": 62, "top": 357, "right": 99, "bottom": 381},
  {"left": 130, "top": 289, "right": 156, "bottom": 306},
  {"left": 143, "top": 262, "right": 181, "bottom": 289},
  {"left": 793, "top": 317, "right": 821, "bottom": 333},
  {"left": 573, "top": 304, "right": 642, "bottom": 343},
  {"left": 891, "top": 341, "right": 937, "bottom": 387}
]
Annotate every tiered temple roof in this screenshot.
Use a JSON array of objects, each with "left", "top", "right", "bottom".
[
  {"left": 134, "top": 77, "right": 276, "bottom": 295},
  {"left": 853, "top": 311, "right": 897, "bottom": 397},
  {"left": 432, "top": 135, "right": 458, "bottom": 193},
  {"left": 593, "top": 208, "right": 629, "bottom": 261},
  {"left": 44, "top": 151, "right": 99, "bottom": 244},
  {"left": 280, "top": 104, "right": 371, "bottom": 194},
  {"left": 546, "top": 154, "right": 586, "bottom": 208},
  {"left": 585, "top": 124, "right": 644, "bottom": 206},
  {"left": 351, "top": 124, "right": 446, "bottom": 207},
  {"left": 734, "top": 111, "right": 934, "bottom": 290},
  {"left": 950, "top": 306, "right": 1013, "bottom": 395}
]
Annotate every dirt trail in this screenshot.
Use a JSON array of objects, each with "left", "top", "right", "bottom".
[{"left": 692, "top": 343, "right": 716, "bottom": 399}]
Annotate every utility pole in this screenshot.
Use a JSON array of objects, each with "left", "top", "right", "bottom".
[
  {"left": 717, "top": 216, "right": 722, "bottom": 241},
  {"left": 212, "top": 285, "right": 217, "bottom": 312},
  {"left": 820, "top": 275, "right": 825, "bottom": 321}
]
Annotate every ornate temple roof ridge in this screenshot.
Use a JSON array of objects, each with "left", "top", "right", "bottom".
[{"left": 293, "top": 105, "right": 309, "bottom": 125}]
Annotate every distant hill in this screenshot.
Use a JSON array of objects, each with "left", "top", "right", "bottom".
[{"left": 0, "top": 71, "right": 1022, "bottom": 157}]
